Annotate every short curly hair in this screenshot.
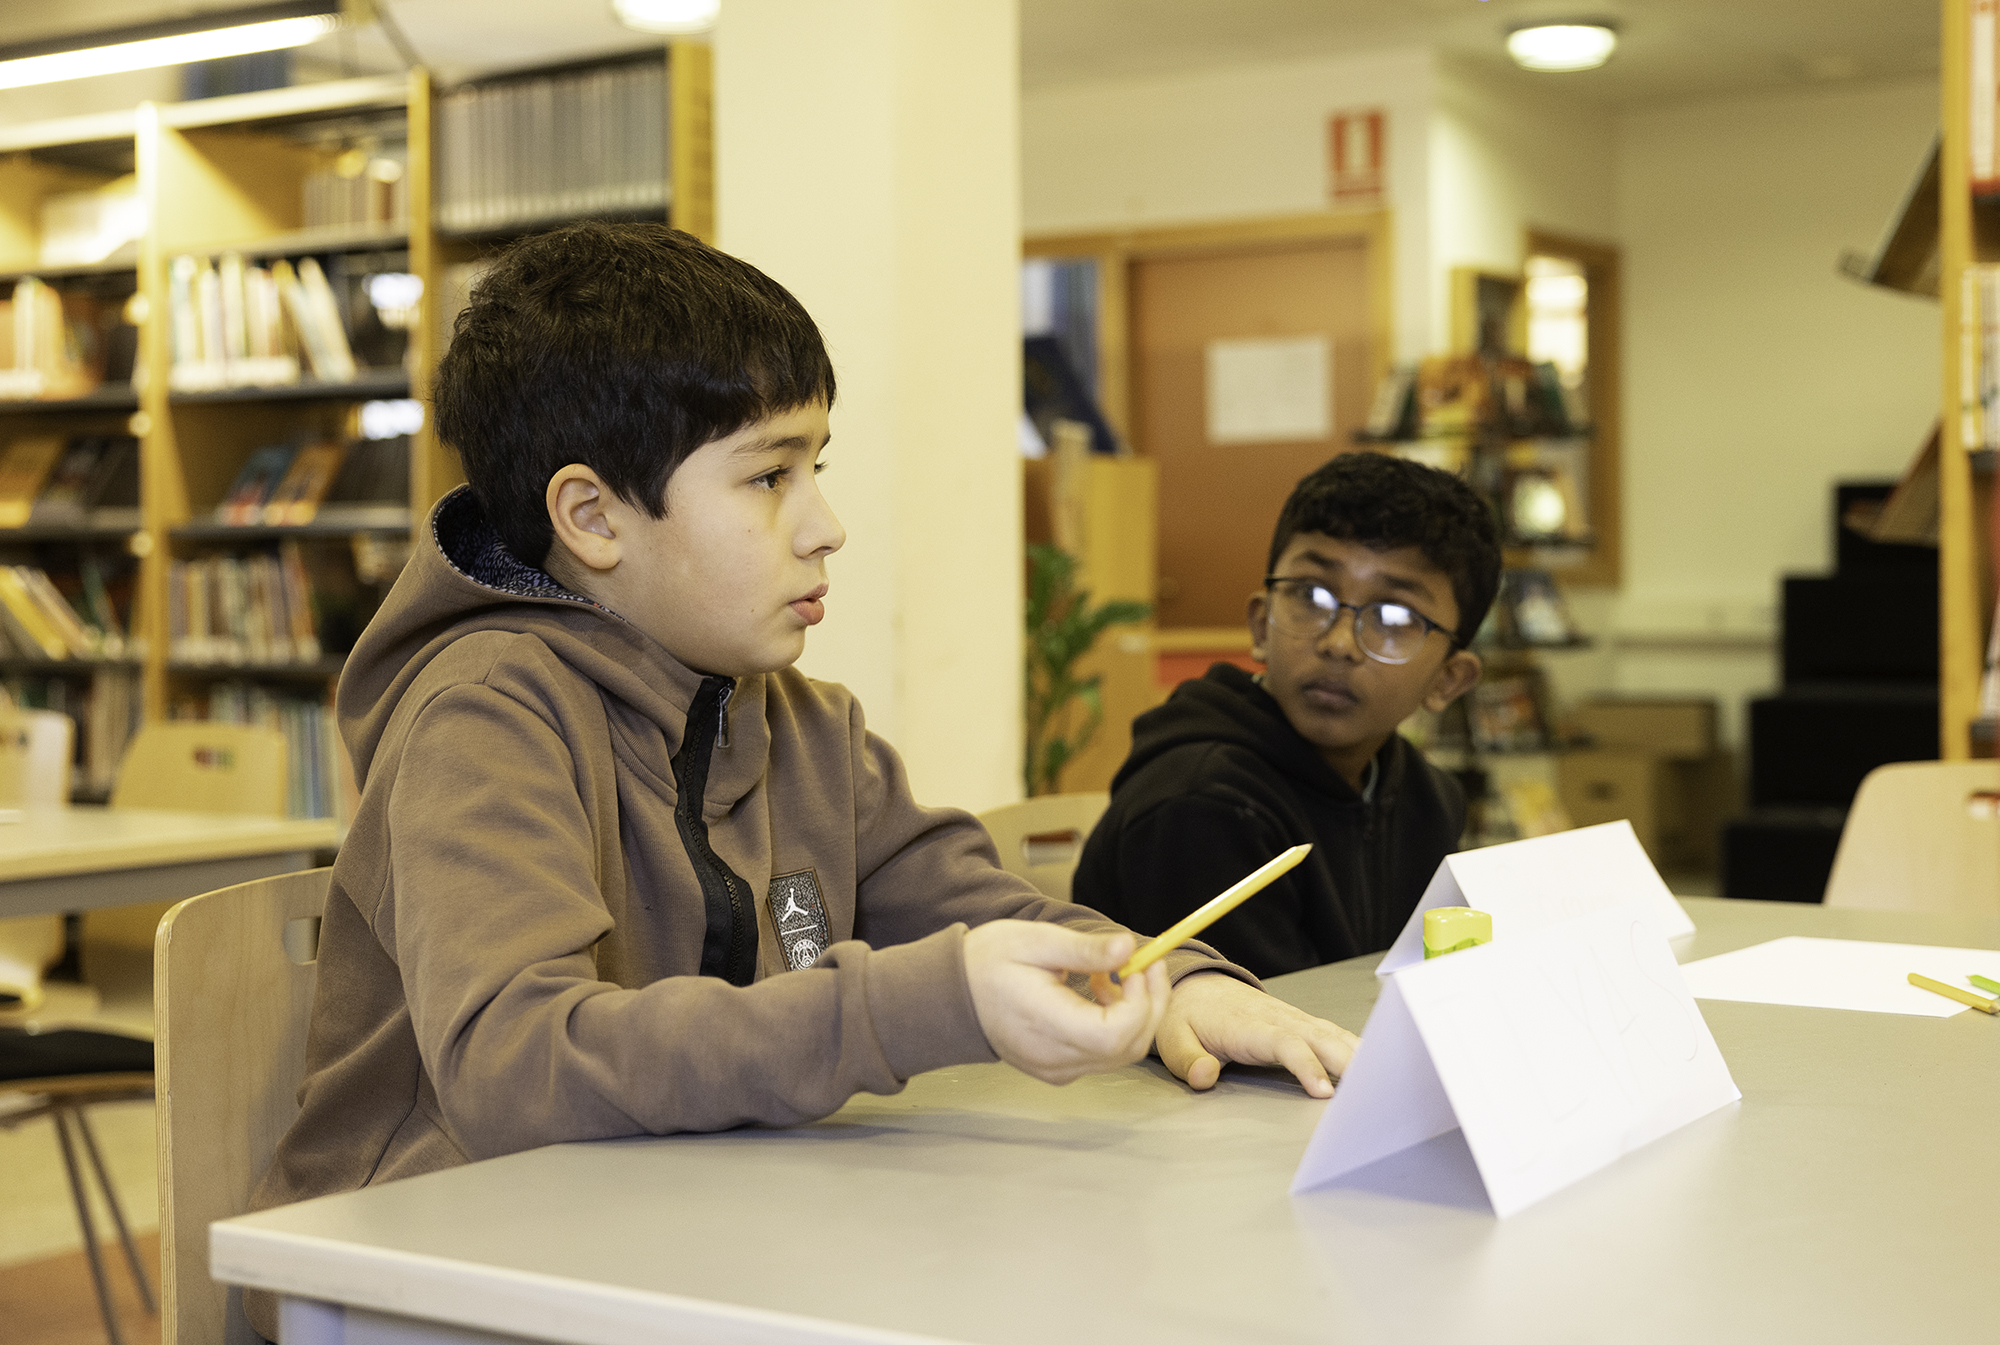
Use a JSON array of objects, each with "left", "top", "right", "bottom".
[
  {"left": 433, "top": 221, "right": 836, "bottom": 565},
  {"left": 1266, "top": 452, "right": 1502, "bottom": 647}
]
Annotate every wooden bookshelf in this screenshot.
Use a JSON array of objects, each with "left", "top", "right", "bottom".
[
  {"left": 1941, "top": 0, "right": 1995, "bottom": 760},
  {"left": 132, "top": 71, "right": 447, "bottom": 723},
  {"left": 0, "top": 45, "right": 714, "bottom": 746}
]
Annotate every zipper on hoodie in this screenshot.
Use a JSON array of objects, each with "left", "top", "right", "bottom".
[{"left": 673, "top": 676, "right": 757, "bottom": 985}]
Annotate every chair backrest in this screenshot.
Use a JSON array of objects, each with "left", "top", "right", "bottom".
[
  {"left": 0, "top": 707, "right": 74, "bottom": 808},
  {"left": 112, "top": 722, "right": 288, "bottom": 817},
  {"left": 977, "top": 792, "right": 1110, "bottom": 903},
  {"left": 155, "top": 867, "right": 329, "bottom": 1345},
  {"left": 1823, "top": 761, "right": 2000, "bottom": 913}
]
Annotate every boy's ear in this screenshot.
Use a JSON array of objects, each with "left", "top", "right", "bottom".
[
  {"left": 546, "top": 464, "right": 621, "bottom": 573},
  {"left": 1246, "top": 590, "right": 1272, "bottom": 662},
  {"left": 1423, "top": 648, "right": 1482, "bottom": 712}
]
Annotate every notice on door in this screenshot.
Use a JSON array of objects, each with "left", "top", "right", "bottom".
[{"left": 1204, "top": 335, "right": 1331, "bottom": 446}]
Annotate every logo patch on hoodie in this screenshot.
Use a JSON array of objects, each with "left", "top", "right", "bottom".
[{"left": 769, "top": 869, "right": 832, "bottom": 971}]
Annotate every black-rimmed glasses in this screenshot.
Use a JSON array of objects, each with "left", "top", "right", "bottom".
[{"left": 1262, "top": 577, "right": 1454, "bottom": 665}]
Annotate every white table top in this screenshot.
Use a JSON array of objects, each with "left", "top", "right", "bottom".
[
  {"left": 212, "top": 898, "right": 2000, "bottom": 1345},
  {"left": 0, "top": 806, "right": 338, "bottom": 883}
]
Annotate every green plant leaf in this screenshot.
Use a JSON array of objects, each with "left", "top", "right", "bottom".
[{"left": 1020, "top": 542, "right": 1153, "bottom": 795}]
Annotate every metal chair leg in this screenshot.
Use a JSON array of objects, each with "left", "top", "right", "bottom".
[
  {"left": 51, "top": 1104, "right": 128, "bottom": 1345},
  {"left": 72, "top": 1103, "right": 157, "bottom": 1315}
]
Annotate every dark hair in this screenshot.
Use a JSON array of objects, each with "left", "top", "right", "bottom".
[
  {"left": 433, "top": 221, "right": 836, "bottom": 564},
  {"left": 1266, "top": 452, "right": 1502, "bottom": 647}
]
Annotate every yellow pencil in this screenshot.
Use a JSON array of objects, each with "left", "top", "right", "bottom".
[
  {"left": 1117, "top": 843, "right": 1313, "bottom": 981},
  {"left": 1908, "top": 972, "right": 2000, "bottom": 1015}
]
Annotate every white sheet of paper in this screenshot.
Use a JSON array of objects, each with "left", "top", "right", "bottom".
[
  {"left": 1678, "top": 937, "right": 2000, "bottom": 1017},
  {"left": 1295, "top": 905, "right": 1739, "bottom": 1217},
  {"left": 1378, "top": 821, "right": 1693, "bottom": 976},
  {"left": 1204, "top": 335, "right": 1331, "bottom": 445}
]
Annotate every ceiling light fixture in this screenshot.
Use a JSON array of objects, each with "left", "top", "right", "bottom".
[
  {"left": 1506, "top": 23, "right": 1618, "bottom": 73},
  {"left": 611, "top": 0, "right": 719, "bottom": 36},
  {"left": 0, "top": 0, "right": 345, "bottom": 93}
]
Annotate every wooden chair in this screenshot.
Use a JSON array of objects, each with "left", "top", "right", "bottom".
[
  {"left": 1823, "top": 761, "right": 2000, "bottom": 913},
  {"left": 82, "top": 722, "right": 292, "bottom": 987},
  {"left": 977, "top": 792, "right": 1110, "bottom": 903},
  {"left": 110, "top": 722, "right": 289, "bottom": 816},
  {"left": 155, "top": 867, "right": 329, "bottom": 1345}
]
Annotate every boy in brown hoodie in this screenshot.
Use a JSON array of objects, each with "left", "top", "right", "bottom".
[{"left": 248, "top": 225, "right": 1355, "bottom": 1302}]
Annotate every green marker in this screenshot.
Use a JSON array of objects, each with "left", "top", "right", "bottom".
[{"left": 1970, "top": 974, "right": 2000, "bottom": 997}]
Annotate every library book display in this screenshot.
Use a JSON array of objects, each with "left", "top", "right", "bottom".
[
  {"left": 213, "top": 897, "right": 1997, "bottom": 1345},
  {"left": 0, "top": 47, "right": 712, "bottom": 811}
]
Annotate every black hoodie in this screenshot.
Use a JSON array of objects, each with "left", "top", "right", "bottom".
[{"left": 1072, "top": 663, "right": 1466, "bottom": 978}]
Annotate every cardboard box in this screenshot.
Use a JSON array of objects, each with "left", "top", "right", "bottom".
[
  {"left": 1559, "top": 749, "right": 1663, "bottom": 855},
  {"left": 1558, "top": 747, "right": 1739, "bottom": 873},
  {"left": 1571, "top": 698, "right": 1717, "bottom": 760}
]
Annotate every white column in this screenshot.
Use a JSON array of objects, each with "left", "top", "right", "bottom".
[{"left": 715, "top": 0, "right": 1023, "bottom": 813}]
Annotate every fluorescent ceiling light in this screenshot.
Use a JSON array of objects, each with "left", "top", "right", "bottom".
[
  {"left": 1507, "top": 23, "right": 1618, "bottom": 73},
  {"left": 0, "top": 2, "right": 343, "bottom": 93},
  {"left": 612, "top": 0, "right": 719, "bottom": 35}
]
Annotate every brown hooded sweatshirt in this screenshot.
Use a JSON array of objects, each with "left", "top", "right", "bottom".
[{"left": 251, "top": 488, "right": 1247, "bottom": 1225}]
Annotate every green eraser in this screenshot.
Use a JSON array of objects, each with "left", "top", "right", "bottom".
[
  {"left": 1423, "top": 906, "right": 1493, "bottom": 959},
  {"left": 1969, "top": 973, "right": 2000, "bottom": 997}
]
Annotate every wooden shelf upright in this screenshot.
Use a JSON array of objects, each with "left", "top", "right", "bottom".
[{"left": 1941, "top": 0, "right": 1996, "bottom": 760}]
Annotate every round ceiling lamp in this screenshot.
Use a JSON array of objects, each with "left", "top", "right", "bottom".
[
  {"left": 611, "top": 0, "right": 718, "bottom": 35},
  {"left": 1506, "top": 23, "right": 1618, "bottom": 72}
]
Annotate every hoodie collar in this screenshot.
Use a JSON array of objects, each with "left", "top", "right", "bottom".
[
  {"left": 338, "top": 488, "right": 767, "bottom": 814},
  {"left": 1114, "top": 662, "right": 1404, "bottom": 806}
]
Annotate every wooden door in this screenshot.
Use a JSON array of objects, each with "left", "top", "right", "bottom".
[{"left": 1132, "top": 239, "right": 1374, "bottom": 629}]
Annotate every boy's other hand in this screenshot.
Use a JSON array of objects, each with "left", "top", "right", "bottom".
[
  {"left": 1156, "top": 972, "right": 1358, "bottom": 1098},
  {"left": 963, "top": 922, "right": 1170, "bottom": 1085}
]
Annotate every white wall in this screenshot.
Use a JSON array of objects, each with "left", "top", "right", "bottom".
[
  {"left": 1022, "top": 48, "right": 1437, "bottom": 362},
  {"left": 1595, "top": 76, "right": 1940, "bottom": 744},
  {"left": 716, "top": 0, "right": 1023, "bottom": 812},
  {"left": 1617, "top": 76, "right": 1939, "bottom": 617},
  {"left": 1428, "top": 61, "right": 1619, "bottom": 338}
]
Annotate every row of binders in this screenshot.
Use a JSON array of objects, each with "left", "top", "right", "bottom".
[
  {"left": 0, "top": 560, "right": 133, "bottom": 662},
  {"left": 0, "top": 435, "right": 140, "bottom": 530},
  {"left": 168, "top": 253, "right": 357, "bottom": 391},
  {"left": 191, "top": 685, "right": 348, "bottom": 821},
  {"left": 168, "top": 545, "right": 323, "bottom": 668},
  {"left": 436, "top": 58, "right": 669, "bottom": 233}
]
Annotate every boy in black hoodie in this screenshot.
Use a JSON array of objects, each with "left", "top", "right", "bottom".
[{"left": 1073, "top": 453, "right": 1500, "bottom": 978}]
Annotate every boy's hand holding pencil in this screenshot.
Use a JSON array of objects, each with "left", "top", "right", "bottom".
[
  {"left": 964, "top": 923, "right": 1171, "bottom": 1085},
  {"left": 1086, "top": 843, "right": 1313, "bottom": 1002},
  {"left": 966, "top": 845, "right": 1358, "bottom": 1097}
]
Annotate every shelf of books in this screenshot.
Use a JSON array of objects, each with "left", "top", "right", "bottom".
[
  {"left": 1942, "top": 0, "right": 2000, "bottom": 758},
  {"left": 1358, "top": 337, "right": 1603, "bottom": 843},
  {"left": 0, "top": 44, "right": 712, "bottom": 813}
]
